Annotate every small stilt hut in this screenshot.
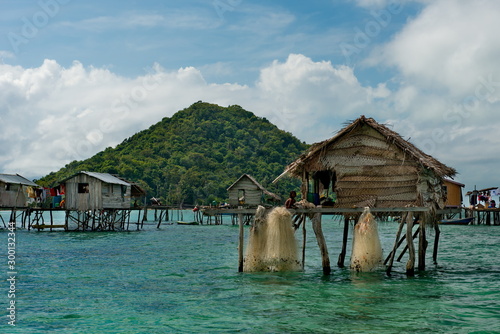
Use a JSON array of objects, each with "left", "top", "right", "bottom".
[
  {"left": 275, "top": 115, "right": 458, "bottom": 275},
  {"left": 55, "top": 171, "right": 142, "bottom": 231},
  {"left": 0, "top": 174, "right": 39, "bottom": 208},
  {"left": 227, "top": 174, "right": 281, "bottom": 207}
]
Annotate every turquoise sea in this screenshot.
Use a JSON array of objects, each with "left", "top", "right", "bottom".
[{"left": 1, "top": 210, "right": 499, "bottom": 333}]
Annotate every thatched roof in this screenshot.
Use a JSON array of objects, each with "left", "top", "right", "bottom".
[{"left": 275, "top": 115, "right": 457, "bottom": 181}]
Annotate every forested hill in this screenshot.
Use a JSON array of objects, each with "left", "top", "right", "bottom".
[{"left": 37, "top": 102, "right": 309, "bottom": 205}]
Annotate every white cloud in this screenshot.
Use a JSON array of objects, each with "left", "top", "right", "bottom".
[
  {"left": 372, "top": 0, "right": 500, "bottom": 97},
  {"left": 1, "top": 44, "right": 499, "bottom": 193},
  {"left": 0, "top": 55, "right": 379, "bottom": 178},
  {"left": 363, "top": 0, "right": 500, "bottom": 189}
]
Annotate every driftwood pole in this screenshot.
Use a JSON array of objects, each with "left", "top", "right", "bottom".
[
  {"left": 337, "top": 216, "right": 350, "bottom": 268},
  {"left": 311, "top": 212, "right": 331, "bottom": 275},
  {"left": 406, "top": 213, "right": 415, "bottom": 276},
  {"left": 238, "top": 212, "right": 244, "bottom": 272}
]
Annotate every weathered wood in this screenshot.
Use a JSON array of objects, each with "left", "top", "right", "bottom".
[
  {"left": 238, "top": 213, "right": 244, "bottom": 272},
  {"left": 433, "top": 223, "right": 440, "bottom": 264},
  {"left": 406, "top": 213, "right": 415, "bottom": 276},
  {"left": 302, "top": 214, "right": 306, "bottom": 270},
  {"left": 386, "top": 213, "right": 406, "bottom": 276},
  {"left": 396, "top": 226, "right": 420, "bottom": 262},
  {"left": 418, "top": 216, "right": 427, "bottom": 271},
  {"left": 311, "top": 213, "right": 331, "bottom": 275},
  {"left": 337, "top": 216, "right": 350, "bottom": 268}
]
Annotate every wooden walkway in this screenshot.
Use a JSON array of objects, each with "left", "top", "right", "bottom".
[
  {"left": 0, "top": 206, "right": 175, "bottom": 231},
  {"left": 202, "top": 206, "right": 462, "bottom": 276}
]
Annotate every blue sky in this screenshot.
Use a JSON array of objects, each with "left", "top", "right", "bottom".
[{"left": 1, "top": 0, "right": 500, "bottom": 196}]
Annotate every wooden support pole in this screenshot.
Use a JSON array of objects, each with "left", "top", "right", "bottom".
[
  {"left": 157, "top": 209, "right": 163, "bottom": 228},
  {"left": 386, "top": 213, "right": 406, "bottom": 276},
  {"left": 49, "top": 209, "right": 54, "bottom": 232},
  {"left": 396, "top": 226, "right": 420, "bottom": 262},
  {"left": 311, "top": 213, "right": 331, "bottom": 275},
  {"left": 433, "top": 223, "right": 440, "bottom": 265},
  {"left": 238, "top": 212, "right": 244, "bottom": 272},
  {"left": 406, "top": 213, "right": 415, "bottom": 276},
  {"left": 301, "top": 214, "right": 306, "bottom": 270},
  {"left": 418, "top": 216, "right": 427, "bottom": 271},
  {"left": 136, "top": 208, "right": 141, "bottom": 230},
  {"left": 385, "top": 226, "right": 408, "bottom": 265},
  {"left": 337, "top": 216, "right": 350, "bottom": 268}
]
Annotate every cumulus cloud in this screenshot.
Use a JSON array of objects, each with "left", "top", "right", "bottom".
[
  {"left": 0, "top": 54, "right": 381, "bottom": 178},
  {"left": 1, "top": 34, "right": 499, "bottom": 194},
  {"left": 372, "top": 0, "right": 500, "bottom": 97},
  {"left": 368, "top": 0, "right": 500, "bottom": 189}
]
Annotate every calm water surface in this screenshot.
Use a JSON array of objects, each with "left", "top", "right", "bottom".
[{"left": 1, "top": 210, "right": 499, "bottom": 333}]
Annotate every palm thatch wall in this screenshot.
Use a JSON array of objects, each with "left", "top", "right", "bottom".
[{"left": 276, "top": 116, "right": 457, "bottom": 209}]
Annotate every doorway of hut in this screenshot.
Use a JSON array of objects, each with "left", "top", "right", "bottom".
[{"left": 306, "top": 170, "right": 336, "bottom": 207}]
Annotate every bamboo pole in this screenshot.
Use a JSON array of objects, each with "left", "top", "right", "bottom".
[
  {"left": 337, "top": 216, "right": 350, "bottom": 268},
  {"left": 406, "top": 213, "right": 415, "bottom": 276},
  {"left": 238, "top": 212, "right": 244, "bottom": 272},
  {"left": 311, "top": 213, "right": 331, "bottom": 275}
]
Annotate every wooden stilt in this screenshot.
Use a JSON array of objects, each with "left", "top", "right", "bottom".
[
  {"left": 337, "top": 216, "right": 350, "bottom": 268},
  {"left": 396, "top": 226, "right": 419, "bottom": 262},
  {"left": 433, "top": 223, "right": 440, "bottom": 264},
  {"left": 49, "top": 209, "right": 54, "bottom": 232},
  {"left": 64, "top": 210, "right": 68, "bottom": 231},
  {"left": 385, "top": 225, "right": 409, "bottom": 265},
  {"left": 418, "top": 216, "right": 427, "bottom": 271},
  {"left": 238, "top": 212, "right": 244, "bottom": 272},
  {"left": 301, "top": 214, "right": 306, "bottom": 270},
  {"left": 157, "top": 209, "right": 163, "bottom": 228},
  {"left": 311, "top": 213, "right": 331, "bottom": 275},
  {"left": 406, "top": 213, "right": 415, "bottom": 276},
  {"left": 136, "top": 208, "right": 141, "bottom": 230},
  {"left": 386, "top": 213, "right": 406, "bottom": 275}
]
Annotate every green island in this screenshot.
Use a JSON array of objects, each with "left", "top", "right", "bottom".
[{"left": 37, "top": 102, "right": 308, "bottom": 206}]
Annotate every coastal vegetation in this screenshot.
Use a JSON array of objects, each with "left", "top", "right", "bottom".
[{"left": 37, "top": 102, "right": 308, "bottom": 205}]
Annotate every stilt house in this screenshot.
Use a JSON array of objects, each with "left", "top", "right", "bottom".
[
  {"left": 228, "top": 174, "right": 281, "bottom": 207},
  {"left": 0, "top": 174, "right": 39, "bottom": 207},
  {"left": 443, "top": 179, "right": 464, "bottom": 208},
  {"left": 275, "top": 116, "right": 457, "bottom": 210},
  {"left": 60, "top": 171, "right": 133, "bottom": 211}
]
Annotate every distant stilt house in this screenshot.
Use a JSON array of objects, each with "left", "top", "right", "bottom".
[
  {"left": 275, "top": 115, "right": 457, "bottom": 211},
  {"left": 227, "top": 174, "right": 281, "bottom": 207},
  {"left": 0, "top": 173, "right": 39, "bottom": 208},
  {"left": 443, "top": 179, "right": 465, "bottom": 208},
  {"left": 60, "top": 171, "right": 134, "bottom": 211}
]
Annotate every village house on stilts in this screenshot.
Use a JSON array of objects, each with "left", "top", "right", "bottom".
[
  {"left": 0, "top": 173, "right": 40, "bottom": 227},
  {"left": 54, "top": 171, "right": 145, "bottom": 231},
  {"left": 273, "top": 115, "right": 458, "bottom": 275}
]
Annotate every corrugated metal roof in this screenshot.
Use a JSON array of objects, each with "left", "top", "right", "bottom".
[
  {"left": 0, "top": 174, "right": 39, "bottom": 187},
  {"left": 79, "top": 171, "right": 130, "bottom": 186}
]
